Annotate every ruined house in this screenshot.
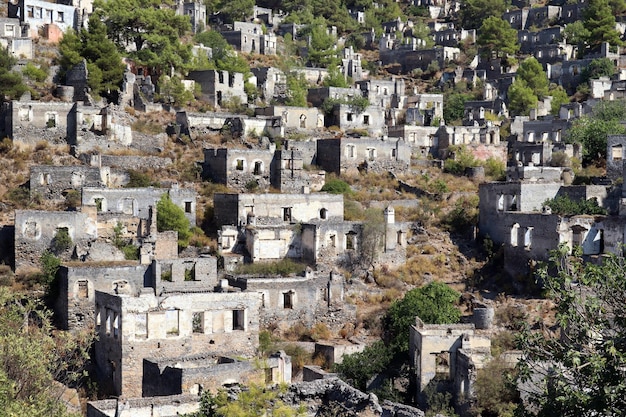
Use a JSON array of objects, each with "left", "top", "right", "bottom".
[
  {"left": 81, "top": 184, "right": 197, "bottom": 226},
  {"left": 226, "top": 269, "right": 354, "bottom": 331},
  {"left": 93, "top": 288, "right": 262, "bottom": 397},
  {"left": 220, "top": 22, "right": 277, "bottom": 55},
  {"left": 186, "top": 70, "right": 248, "bottom": 107},
  {"left": 355, "top": 78, "right": 406, "bottom": 109},
  {"left": 0, "top": 17, "right": 32, "bottom": 58},
  {"left": 255, "top": 105, "right": 323, "bottom": 131},
  {"left": 29, "top": 164, "right": 122, "bottom": 202},
  {"left": 409, "top": 318, "right": 491, "bottom": 407},
  {"left": 176, "top": 0, "right": 206, "bottom": 34},
  {"left": 435, "top": 124, "right": 505, "bottom": 162},
  {"left": 202, "top": 146, "right": 276, "bottom": 190},
  {"left": 316, "top": 137, "right": 411, "bottom": 175},
  {"left": 8, "top": 0, "right": 77, "bottom": 41},
  {"left": 316, "top": 137, "right": 410, "bottom": 175},
  {"left": 477, "top": 178, "right": 617, "bottom": 276},
  {"left": 14, "top": 208, "right": 98, "bottom": 273}
]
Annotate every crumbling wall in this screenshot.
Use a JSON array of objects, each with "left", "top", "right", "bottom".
[
  {"left": 56, "top": 264, "right": 150, "bottom": 330},
  {"left": 30, "top": 165, "right": 111, "bottom": 201},
  {"left": 82, "top": 185, "right": 197, "bottom": 225},
  {"left": 14, "top": 209, "right": 98, "bottom": 274}
]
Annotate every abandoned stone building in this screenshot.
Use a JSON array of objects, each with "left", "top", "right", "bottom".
[
  {"left": 306, "top": 86, "right": 361, "bottom": 108},
  {"left": 405, "top": 93, "right": 444, "bottom": 126},
  {"left": 270, "top": 149, "right": 326, "bottom": 193},
  {"left": 226, "top": 269, "right": 354, "bottom": 331},
  {"left": 436, "top": 124, "right": 505, "bottom": 162},
  {"left": 14, "top": 209, "right": 98, "bottom": 274},
  {"left": 301, "top": 206, "right": 409, "bottom": 268},
  {"left": 142, "top": 351, "right": 291, "bottom": 397},
  {"left": 1, "top": 99, "right": 135, "bottom": 152},
  {"left": 477, "top": 177, "right": 619, "bottom": 276},
  {"left": 409, "top": 318, "right": 491, "bottom": 408},
  {"left": 186, "top": 69, "right": 248, "bottom": 107},
  {"left": 355, "top": 78, "right": 406, "bottom": 109},
  {"left": 251, "top": 67, "right": 287, "bottom": 102},
  {"left": 326, "top": 103, "right": 387, "bottom": 136},
  {"left": 55, "top": 257, "right": 218, "bottom": 331},
  {"left": 316, "top": 137, "right": 411, "bottom": 175},
  {"left": 255, "top": 105, "right": 323, "bottom": 131},
  {"left": 56, "top": 264, "right": 150, "bottom": 330},
  {"left": 8, "top": 0, "right": 77, "bottom": 40},
  {"left": 176, "top": 0, "right": 206, "bottom": 34},
  {"left": 94, "top": 288, "right": 263, "bottom": 397},
  {"left": 81, "top": 184, "right": 197, "bottom": 226},
  {"left": 0, "top": 17, "right": 32, "bottom": 58},
  {"left": 387, "top": 125, "right": 439, "bottom": 158},
  {"left": 29, "top": 164, "right": 123, "bottom": 202},
  {"left": 202, "top": 146, "right": 275, "bottom": 190},
  {"left": 606, "top": 135, "right": 626, "bottom": 180},
  {"left": 175, "top": 110, "right": 279, "bottom": 140},
  {"left": 220, "top": 21, "right": 277, "bottom": 55}
]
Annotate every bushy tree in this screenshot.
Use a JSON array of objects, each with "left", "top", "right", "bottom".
[
  {"left": 335, "top": 341, "right": 393, "bottom": 391},
  {"left": 285, "top": 72, "right": 309, "bottom": 107},
  {"left": 385, "top": 282, "right": 460, "bottom": 353},
  {"left": 322, "top": 66, "right": 349, "bottom": 88},
  {"left": 516, "top": 57, "right": 549, "bottom": 98},
  {"left": 508, "top": 79, "right": 538, "bottom": 116},
  {"left": 459, "top": 0, "right": 509, "bottom": 29},
  {"left": 157, "top": 75, "right": 194, "bottom": 106},
  {"left": 0, "top": 48, "right": 28, "bottom": 101},
  {"left": 582, "top": 58, "right": 617, "bottom": 84},
  {"left": 193, "top": 383, "right": 305, "bottom": 416},
  {"left": 0, "top": 288, "right": 92, "bottom": 416},
  {"left": 59, "top": 14, "right": 125, "bottom": 98},
  {"left": 477, "top": 17, "right": 519, "bottom": 59},
  {"left": 566, "top": 108, "right": 626, "bottom": 163},
  {"left": 517, "top": 245, "right": 626, "bottom": 416},
  {"left": 95, "top": 0, "right": 192, "bottom": 74},
  {"left": 542, "top": 195, "right": 607, "bottom": 215},
  {"left": 360, "top": 208, "right": 385, "bottom": 270},
  {"left": 303, "top": 19, "right": 339, "bottom": 68},
  {"left": 583, "top": 0, "right": 623, "bottom": 49},
  {"left": 320, "top": 178, "right": 352, "bottom": 194},
  {"left": 549, "top": 86, "right": 570, "bottom": 115},
  {"left": 156, "top": 194, "right": 191, "bottom": 248},
  {"left": 443, "top": 93, "right": 470, "bottom": 124}
]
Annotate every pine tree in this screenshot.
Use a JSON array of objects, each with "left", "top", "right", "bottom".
[{"left": 583, "top": 0, "right": 623, "bottom": 49}]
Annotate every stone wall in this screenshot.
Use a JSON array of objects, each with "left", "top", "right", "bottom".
[
  {"left": 56, "top": 264, "right": 150, "bottom": 330},
  {"left": 81, "top": 185, "right": 197, "bottom": 225},
  {"left": 15, "top": 209, "right": 98, "bottom": 274},
  {"left": 30, "top": 165, "right": 111, "bottom": 202},
  {"left": 79, "top": 153, "right": 173, "bottom": 171},
  {"left": 317, "top": 137, "right": 411, "bottom": 175},
  {"left": 143, "top": 351, "right": 290, "bottom": 396},
  {"left": 202, "top": 147, "right": 275, "bottom": 190},
  {"left": 151, "top": 257, "right": 218, "bottom": 293},
  {"left": 6, "top": 100, "right": 77, "bottom": 146},
  {"left": 87, "top": 395, "right": 200, "bottom": 417},
  {"left": 213, "top": 192, "right": 344, "bottom": 228},
  {"left": 409, "top": 320, "right": 490, "bottom": 407}
]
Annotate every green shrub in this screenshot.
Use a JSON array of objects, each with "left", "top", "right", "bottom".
[
  {"left": 125, "top": 170, "right": 158, "bottom": 187},
  {"left": 234, "top": 259, "right": 306, "bottom": 276},
  {"left": 321, "top": 178, "right": 352, "bottom": 194},
  {"left": 121, "top": 244, "right": 139, "bottom": 260},
  {"left": 50, "top": 228, "right": 72, "bottom": 254},
  {"left": 543, "top": 195, "right": 606, "bottom": 215}
]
